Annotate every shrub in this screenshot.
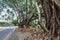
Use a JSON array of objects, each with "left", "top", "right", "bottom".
[
  {"left": 0, "top": 22, "right": 6, "bottom": 24},
  {"left": 12, "top": 20, "right": 18, "bottom": 26},
  {"left": 29, "top": 20, "right": 37, "bottom": 27}
]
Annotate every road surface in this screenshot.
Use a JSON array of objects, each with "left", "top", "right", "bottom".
[{"left": 0, "top": 28, "right": 15, "bottom": 40}]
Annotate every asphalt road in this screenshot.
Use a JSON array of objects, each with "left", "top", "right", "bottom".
[{"left": 0, "top": 28, "right": 14, "bottom": 40}]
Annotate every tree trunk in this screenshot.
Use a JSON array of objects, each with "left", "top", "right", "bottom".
[{"left": 40, "top": 0, "right": 60, "bottom": 39}]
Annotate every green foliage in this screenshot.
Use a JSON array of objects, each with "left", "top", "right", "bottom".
[
  {"left": 34, "top": 12, "right": 38, "bottom": 18},
  {"left": 12, "top": 20, "right": 18, "bottom": 26},
  {"left": 3, "top": 0, "right": 14, "bottom": 8},
  {"left": 3, "top": 0, "right": 45, "bottom": 26},
  {"left": 29, "top": 20, "right": 37, "bottom": 27},
  {"left": 3, "top": 0, "right": 34, "bottom": 11},
  {"left": 0, "top": 22, "right": 6, "bottom": 24}
]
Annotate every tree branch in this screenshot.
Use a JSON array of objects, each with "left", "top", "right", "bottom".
[
  {"left": 26, "top": 8, "right": 35, "bottom": 25},
  {"left": 34, "top": 0, "right": 49, "bottom": 32},
  {"left": 54, "top": 0, "right": 60, "bottom": 7}
]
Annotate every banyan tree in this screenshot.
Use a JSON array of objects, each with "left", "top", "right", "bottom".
[
  {"left": 3, "top": 0, "right": 60, "bottom": 40},
  {"left": 40, "top": 0, "right": 60, "bottom": 40},
  {"left": 18, "top": 0, "right": 60, "bottom": 40}
]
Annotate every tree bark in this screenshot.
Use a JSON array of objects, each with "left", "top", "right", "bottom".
[
  {"left": 40, "top": 0, "right": 60, "bottom": 39},
  {"left": 34, "top": 0, "right": 49, "bottom": 32}
]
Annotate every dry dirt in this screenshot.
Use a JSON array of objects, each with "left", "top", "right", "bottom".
[{"left": 8, "top": 27, "right": 59, "bottom": 40}]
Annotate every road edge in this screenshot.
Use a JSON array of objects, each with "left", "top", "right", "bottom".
[{"left": 4, "top": 28, "right": 16, "bottom": 40}]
